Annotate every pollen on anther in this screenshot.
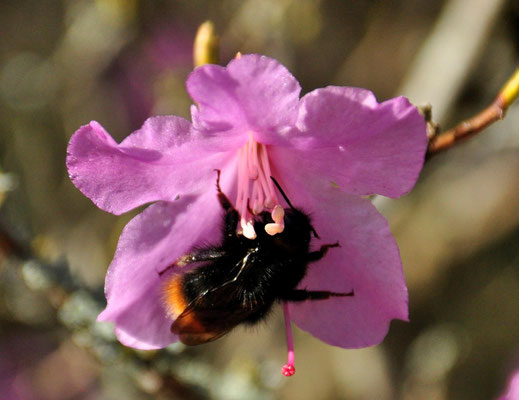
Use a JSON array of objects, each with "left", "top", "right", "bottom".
[
  {"left": 241, "top": 220, "right": 257, "bottom": 240},
  {"left": 271, "top": 205, "right": 284, "bottom": 223},
  {"left": 265, "top": 223, "right": 284, "bottom": 235}
]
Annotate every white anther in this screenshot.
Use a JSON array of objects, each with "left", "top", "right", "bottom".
[
  {"left": 265, "top": 222, "right": 284, "bottom": 236},
  {"left": 271, "top": 205, "right": 284, "bottom": 224},
  {"left": 242, "top": 220, "right": 257, "bottom": 240}
]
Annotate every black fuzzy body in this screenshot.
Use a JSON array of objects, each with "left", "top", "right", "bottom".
[
  {"left": 180, "top": 207, "right": 313, "bottom": 327},
  {"left": 168, "top": 175, "right": 350, "bottom": 344}
]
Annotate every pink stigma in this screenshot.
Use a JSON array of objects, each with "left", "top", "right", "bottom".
[
  {"left": 281, "top": 364, "right": 295, "bottom": 377},
  {"left": 281, "top": 301, "right": 296, "bottom": 377}
]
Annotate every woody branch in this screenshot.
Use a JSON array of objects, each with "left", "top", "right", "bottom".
[{"left": 427, "top": 66, "right": 519, "bottom": 158}]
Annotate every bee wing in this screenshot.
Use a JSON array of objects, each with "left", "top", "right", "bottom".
[
  {"left": 168, "top": 249, "right": 261, "bottom": 346},
  {"left": 172, "top": 315, "right": 231, "bottom": 346},
  {"left": 171, "top": 292, "right": 258, "bottom": 346}
]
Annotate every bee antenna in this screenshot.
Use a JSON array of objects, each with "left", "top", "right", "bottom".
[
  {"left": 270, "top": 176, "right": 295, "bottom": 210},
  {"left": 271, "top": 176, "right": 321, "bottom": 238}
]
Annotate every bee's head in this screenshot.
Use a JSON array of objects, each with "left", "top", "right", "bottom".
[{"left": 281, "top": 207, "right": 314, "bottom": 245}]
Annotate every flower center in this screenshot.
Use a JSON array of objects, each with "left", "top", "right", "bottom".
[{"left": 236, "top": 132, "right": 285, "bottom": 239}]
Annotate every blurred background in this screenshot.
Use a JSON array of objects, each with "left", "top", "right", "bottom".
[{"left": 0, "top": 0, "right": 518, "bottom": 399}]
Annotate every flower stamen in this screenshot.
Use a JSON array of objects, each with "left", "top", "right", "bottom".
[{"left": 236, "top": 133, "right": 285, "bottom": 239}]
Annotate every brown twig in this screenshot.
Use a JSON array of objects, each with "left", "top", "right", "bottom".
[
  {"left": 427, "top": 98, "right": 505, "bottom": 157},
  {"left": 426, "top": 67, "right": 519, "bottom": 159}
]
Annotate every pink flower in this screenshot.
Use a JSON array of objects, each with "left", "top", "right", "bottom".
[
  {"left": 499, "top": 369, "right": 519, "bottom": 400},
  {"left": 67, "top": 54, "right": 427, "bottom": 366}
]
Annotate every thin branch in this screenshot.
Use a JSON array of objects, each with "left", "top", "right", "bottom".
[{"left": 427, "top": 66, "right": 519, "bottom": 158}]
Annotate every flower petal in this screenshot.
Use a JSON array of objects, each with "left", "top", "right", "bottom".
[
  {"left": 499, "top": 369, "right": 519, "bottom": 400},
  {"left": 97, "top": 166, "right": 236, "bottom": 349},
  {"left": 67, "top": 117, "right": 227, "bottom": 214},
  {"left": 266, "top": 161, "right": 407, "bottom": 348},
  {"left": 187, "top": 54, "right": 301, "bottom": 145},
  {"left": 290, "top": 187, "right": 407, "bottom": 348},
  {"left": 293, "top": 86, "right": 427, "bottom": 197}
]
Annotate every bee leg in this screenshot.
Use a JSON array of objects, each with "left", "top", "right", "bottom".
[
  {"left": 310, "top": 225, "right": 320, "bottom": 239},
  {"left": 307, "top": 242, "right": 340, "bottom": 262},
  {"left": 222, "top": 208, "right": 240, "bottom": 239},
  {"left": 158, "top": 248, "right": 227, "bottom": 276},
  {"left": 283, "top": 289, "right": 354, "bottom": 302},
  {"left": 215, "top": 169, "right": 233, "bottom": 211},
  {"left": 214, "top": 169, "right": 240, "bottom": 239}
]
